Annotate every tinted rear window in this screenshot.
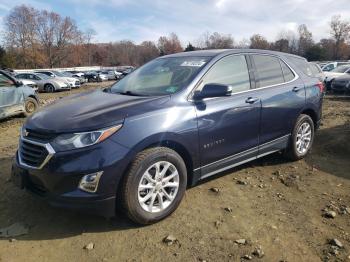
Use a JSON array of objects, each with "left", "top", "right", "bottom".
[{"left": 252, "top": 55, "right": 284, "bottom": 87}]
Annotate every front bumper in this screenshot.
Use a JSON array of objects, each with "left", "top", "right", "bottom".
[{"left": 12, "top": 138, "right": 132, "bottom": 217}]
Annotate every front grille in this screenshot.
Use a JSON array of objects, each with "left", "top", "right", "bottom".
[
  {"left": 19, "top": 140, "right": 49, "bottom": 168},
  {"left": 25, "top": 129, "right": 57, "bottom": 142},
  {"left": 75, "top": 80, "right": 80, "bottom": 85}
]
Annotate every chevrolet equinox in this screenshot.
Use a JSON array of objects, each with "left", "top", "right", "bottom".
[{"left": 12, "top": 49, "right": 324, "bottom": 224}]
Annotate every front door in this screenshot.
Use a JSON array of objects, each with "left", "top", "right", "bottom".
[
  {"left": 194, "top": 54, "right": 261, "bottom": 178},
  {"left": 0, "top": 72, "right": 24, "bottom": 119}
]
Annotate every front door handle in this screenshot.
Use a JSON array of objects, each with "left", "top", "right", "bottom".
[
  {"left": 245, "top": 97, "right": 259, "bottom": 104},
  {"left": 292, "top": 86, "right": 303, "bottom": 92}
]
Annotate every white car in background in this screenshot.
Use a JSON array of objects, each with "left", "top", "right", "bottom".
[
  {"left": 321, "top": 62, "right": 350, "bottom": 72},
  {"left": 324, "top": 65, "right": 350, "bottom": 90}
]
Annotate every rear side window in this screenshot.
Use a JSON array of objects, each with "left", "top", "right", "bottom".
[
  {"left": 252, "top": 55, "right": 284, "bottom": 87},
  {"left": 280, "top": 61, "right": 295, "bottom": 82},
  {"left": 198, "top": 55, "right": 250, "bottom": 93}
]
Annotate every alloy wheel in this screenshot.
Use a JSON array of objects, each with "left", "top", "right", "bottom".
[
  {"left": 138, "top": 161, "right": 179, "bottom": 213},
  {"left": 296, "top": 122, "right": 312, "bottom": 154}
]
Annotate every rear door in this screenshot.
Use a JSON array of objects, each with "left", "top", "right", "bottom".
[
  {"left": 249, "top": 54, "right": 306, "bottom": 155},
  {"left": 194, "top": 54, "right": 261, "bottom": 178}
]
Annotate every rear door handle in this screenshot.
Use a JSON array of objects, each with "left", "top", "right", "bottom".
[
  {"left": 292, "top": 86, "right": 303, "bottom": 92},
  {"left": 245, "top": 97, "right": 259, "bottom": 104}
]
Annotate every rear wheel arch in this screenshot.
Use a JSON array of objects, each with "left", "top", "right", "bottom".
[{"left": 300, "top": 108, "right": 318, "bottom": 127}]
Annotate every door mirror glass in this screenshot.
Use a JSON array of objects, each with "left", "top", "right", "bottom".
[{"left": 193, "top": 83, "right": 232, "bottom": 100}]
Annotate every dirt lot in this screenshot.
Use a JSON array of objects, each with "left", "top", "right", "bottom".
[{"left": 0, "top": 83, "right": 349, "bottom": 262}]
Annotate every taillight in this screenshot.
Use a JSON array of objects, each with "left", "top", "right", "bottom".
[{"left": 316, "top": 82, "right": 324, "bottom": 93}]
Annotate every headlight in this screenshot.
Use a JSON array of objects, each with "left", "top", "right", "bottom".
[{"left": 52, "top": 124, "right": 122, "bottom": 151}]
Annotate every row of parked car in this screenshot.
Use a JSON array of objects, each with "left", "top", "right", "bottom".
[
  {"left": 0, "top": 67, "right": 134, "bottom": 120},
  {"left": 10, "top": 68, "right": 134, "bottom": 93},
  {"left": 316, "top": 61, "right": 350, "bottom": 94}
]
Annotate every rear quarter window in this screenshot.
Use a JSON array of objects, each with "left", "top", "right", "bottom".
[{"left": 280, "top": 61, "right": 295, "bottom": 82}]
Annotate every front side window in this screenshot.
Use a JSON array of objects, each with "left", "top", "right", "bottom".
[
  {"left": 197, "top": 55, "right": 250, "bottom": 93},
  {"left": 252, "top": 55, "right": 284, "bottom": 87},
  {"left": 0, "top": 73, "right": 15, "bottom": 87},
  {"left": 111, "top": 56, "right": 210, "bottom": 96}
]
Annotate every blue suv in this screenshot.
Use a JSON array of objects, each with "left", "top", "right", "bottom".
[{"left": 12, "top": 50, "right": 324, "bottom": 224}]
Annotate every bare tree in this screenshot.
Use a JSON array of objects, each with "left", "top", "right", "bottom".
[
  {"left": 249, "top": 34, "right": 270, "bottom": 49},
  {"left": 4, "top": 5, "right": 39, "bottom": 68},
  {"left": 36, "top": 10, "right": 60, "bottom": 67},
  {"left": 158, "top": 33, "right": 182, "bottom": 55},
  {"left": 277, "top": 30, "right": 299, "bottom": 54},
  {"left": 297, "top": 24, "right": 313, "bottom": 56},
  {"left": 197, "top": 32, "right": 234, "bottom": 49},
  {"left": 330, "top": 15, "right": 350, "bottom": 59},
  {"left": 138, "top": 41, "right": 159, "bottom": 64},
  {"left": 84, "top": 28, "right": 96, "bottom": 66}
]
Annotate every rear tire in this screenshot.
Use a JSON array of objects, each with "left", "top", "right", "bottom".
[
  {"left": 284, "top": 114, "right": 314, "bottom": 161},
  {"left": 23, "top": 97, "right": 38, "bottom": 117},
  {"left": 121, "top": 147, "right": 187, "bottom": 225},
  {"left": 45, "top": 84, "right": 55, "bottom": 93}
]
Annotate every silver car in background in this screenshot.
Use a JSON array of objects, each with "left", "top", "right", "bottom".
[
  {"left": 35, "top": 70, "right": 80, "bottom": 88},
  {"left": 16, "top": 73, "right": 71, "bottom": 93}
]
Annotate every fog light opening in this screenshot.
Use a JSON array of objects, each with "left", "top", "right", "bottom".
[{"left": 78, "top": 171, "right": 103, "bottom": 193}]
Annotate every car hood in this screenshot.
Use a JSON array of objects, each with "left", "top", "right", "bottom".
[
  {"left": 56, "top": 76, "right": 75, "bottom": 82},
  {"left": 324, "top": 72, "right": 345, "bottom": 80},
  {"left": 333, "top": 75, "right": 350, "bottom": 82},
  {"left": 25, "top": 90, "right": 170, "bottom": 133}
]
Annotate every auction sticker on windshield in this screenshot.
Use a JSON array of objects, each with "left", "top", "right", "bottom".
[{"left": 180, "top": 60, "right": 206, "bottom": 67}]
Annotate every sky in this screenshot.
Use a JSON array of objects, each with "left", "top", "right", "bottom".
[{"left": 0, "top": 0, "right": 349, "bottom": 45}]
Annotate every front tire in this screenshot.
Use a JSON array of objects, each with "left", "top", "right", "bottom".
[
  {"left": 24, "top": 97, "right": 38, "bottom": 117},
  {"left": 121, "top": 147, "right": 187, "bottom": 225},
  {"left": 285, "top": 114, "right": 314, "bottom": 161}
]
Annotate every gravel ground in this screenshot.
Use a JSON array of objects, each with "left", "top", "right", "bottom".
[{"left": 0, "top": 84, "right": 349, "bottom": 262}]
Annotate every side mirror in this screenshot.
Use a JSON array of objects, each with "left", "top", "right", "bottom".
[
  {"left": 193, "top": 83, "right": 232, "bottom": 100},
  {"left": 15, "top": 80, "right": 23, "bottom": 87}
]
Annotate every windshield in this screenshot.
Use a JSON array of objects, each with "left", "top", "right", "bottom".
[
  {"left": 331, "top": 65, "right": 350, "bottom": 73},
  {"left": 53, "top": 71, "right": 67, "bottom": 77},
  {"left": 36, "top": 73, "right": 49, "bottom": 80},
  {"left": 110, "top": 56, "right": 210, "bottom": 96}
]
